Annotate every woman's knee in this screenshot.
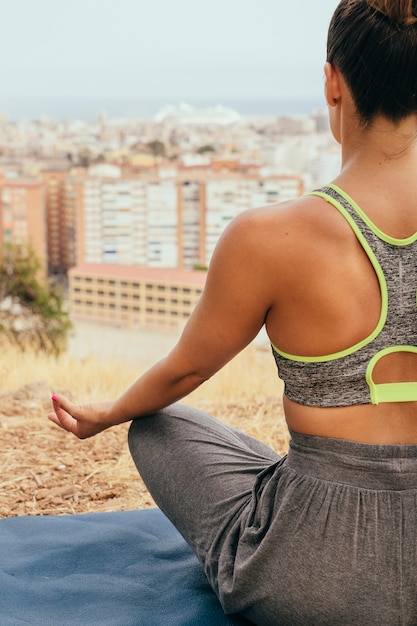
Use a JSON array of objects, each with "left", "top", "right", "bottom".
[
  {"left": 128, "top": 410, "right": 164, "bottom": 459},
  {"left": 128, "top": 405, "right": 189, "bottom": 465}
]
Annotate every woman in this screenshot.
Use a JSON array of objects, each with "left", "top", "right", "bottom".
[{"left": 49, "top": 1, "right": 417, "bottom": 623}]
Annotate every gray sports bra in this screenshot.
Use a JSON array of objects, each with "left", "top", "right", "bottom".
[{"left": 271, "top": 184, "right": 417, "bottom": 407}]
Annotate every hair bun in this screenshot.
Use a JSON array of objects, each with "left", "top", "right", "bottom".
[{"left": 368, "top": 0, "right": 417, "bottom": 24}]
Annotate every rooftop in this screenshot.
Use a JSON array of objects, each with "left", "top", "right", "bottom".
[{"left": 69, "top": 263, "right": 207, "bottom": 287}]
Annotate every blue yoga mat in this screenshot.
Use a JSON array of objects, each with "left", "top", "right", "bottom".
[{"left": 0, "top": 508, "right": 251, "bottom": 625}]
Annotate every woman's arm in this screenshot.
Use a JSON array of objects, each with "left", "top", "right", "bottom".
[{"left": 48, "top": 208, "right": 276, "bottom": 439}]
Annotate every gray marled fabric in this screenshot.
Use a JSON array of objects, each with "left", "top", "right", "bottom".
[
  {"left": 272, "top": 185, "right": 417, "bottom": 407},
  {"left": 129, "top": 405, "right": 417, "bottom": 625}
]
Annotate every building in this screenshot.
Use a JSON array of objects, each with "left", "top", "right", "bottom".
[
  {"left": 69, "top": 263, "right": 206, "bottom": 329},
  {"left": 179, "top": 180, "right": 203, "bottom": 269},
  {"left": 77, "top": 175, "right": 150, "bottom": 267},
  {"left": 41, "top": 169, "right": 72, "bottom": 276},
  {"left": 0, "top": 175, "right": 47, "bottom": 275},
  {"left": 75, "top": 169, "right": 304, "bottom": 272},
  {"left": 203, "top": 174, "right": 303, "bottom": 261}
]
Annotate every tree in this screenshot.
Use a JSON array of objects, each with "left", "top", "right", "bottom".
[
  {"left": 146, "top": 140, "right": 166, "bottom": 159},
  {"left": 0, "top": 243, "right": 72, "bottom": 355},
  {"left": 77, "top": 148, "right": 93, "bottom": 167},
  {"left": 197, "top": 144, "right": 215, "bottom": 154}
]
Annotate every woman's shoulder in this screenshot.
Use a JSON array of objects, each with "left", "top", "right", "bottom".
[
  {"left": 206, "top": 192, "right": 355, "bottom": 311},
  {"left": 224, "top": 193, "right": 346, "bottom": 250},
  {"left": 208, "top": 194, "right": 350, "bottom": 297}
]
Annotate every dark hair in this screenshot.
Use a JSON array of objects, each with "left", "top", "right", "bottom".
[{"left": 327, "top": 0, "right": 417, "bottom": 125}]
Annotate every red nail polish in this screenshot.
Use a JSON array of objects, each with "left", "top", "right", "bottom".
[{"left": 52, "top": 395, "right": 59, "bottom": 402}]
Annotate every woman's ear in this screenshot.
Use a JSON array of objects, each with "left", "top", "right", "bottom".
[{"left": 324, "top": 62, "right": 342, "bottom": 107}]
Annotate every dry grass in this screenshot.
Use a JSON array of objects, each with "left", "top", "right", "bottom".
[{"left": 0, "top": 342, "right": 289, "bottom": 518}]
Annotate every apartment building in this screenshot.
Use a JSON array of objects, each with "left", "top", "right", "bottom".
[
  {"left": 69, "top": 263, "right": 205, "bottom": 329},
  {"left": 179, "top": 180, "right": 203, "bottom": 269},
  {"left": 41, "top": 169, "right": 71, "bottom": 275},
  {"left": 204, "top": 175, "right": 303, "bottom": 261},
  {"left": 76, "top": 169, "right": 303, "bottom": 271},
  {"left": 147, "top": 179, "right": 178, "bottom": 267},
  {"left": 0, "top": 175, "right": 47, "bottom": 275},
  {"left": 78, "top": 176, "right": 149, "bottom": 266}
]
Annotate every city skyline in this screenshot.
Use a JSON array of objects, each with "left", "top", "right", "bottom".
[{"left": 0, "top": 1, "right": 338, "bottom": 119}]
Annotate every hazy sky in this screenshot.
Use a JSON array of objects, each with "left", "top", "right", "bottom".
[{"left": 0, "top": 0, "right": 338, "bottom": 101}]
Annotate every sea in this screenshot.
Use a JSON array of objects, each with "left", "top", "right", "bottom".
[{"left": 0, "top": 97, "right": 324, "bottom": 122}]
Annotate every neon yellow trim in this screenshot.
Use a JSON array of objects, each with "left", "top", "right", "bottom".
[
  {"left": 328, "top": 184, "right": 417, "bottom": 246},
  {"left": 271, "top": 190, "right": 388, "bottom": 363},
  {"left": 366, "top": 346, "right": 417, "bottom": 404}
]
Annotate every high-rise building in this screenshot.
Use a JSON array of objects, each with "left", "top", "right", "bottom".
[
  {"left": 78, "top": 176, "right": 152, "bottom": 266},
  {"left": 41, "top": 169, "right": 71, "bottom": 276},
  {"left": 178, "top": 180, "right": 203, "bottom": 269},
  {"left": 203, "top": 175, "right": 303, "bottom": 262},
  {"left": 147, "top": 179, "right": 178, "bottom": 267},
  {"left": 0, "top": 175, "right": 47, "bottom": 275},
  {"left": 76, "top": 169, "right": 304, "bottom": 271}
]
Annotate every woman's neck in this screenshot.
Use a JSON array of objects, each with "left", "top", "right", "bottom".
[
  {"left": 339, "top": 114, "right": 417, "bottom": 181},
  {"left": 332, "top": 114, "right": 417, "bottom": 238}
]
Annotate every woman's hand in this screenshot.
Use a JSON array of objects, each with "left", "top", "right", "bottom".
[{"left": 48, "top": 395, "right": 116, "bottom": 440}]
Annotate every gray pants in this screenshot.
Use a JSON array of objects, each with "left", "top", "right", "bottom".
[{"left": 128, "top": 404, "right": 417, "bottom": 625}]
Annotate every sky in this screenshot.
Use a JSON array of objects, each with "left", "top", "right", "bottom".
[{"left": 0, "top": 1, "right": 338, "bottom": 101}]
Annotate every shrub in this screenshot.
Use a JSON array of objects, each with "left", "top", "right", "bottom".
[{"left": 0, "top": 243, "right": 71, "bottom": 355}]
